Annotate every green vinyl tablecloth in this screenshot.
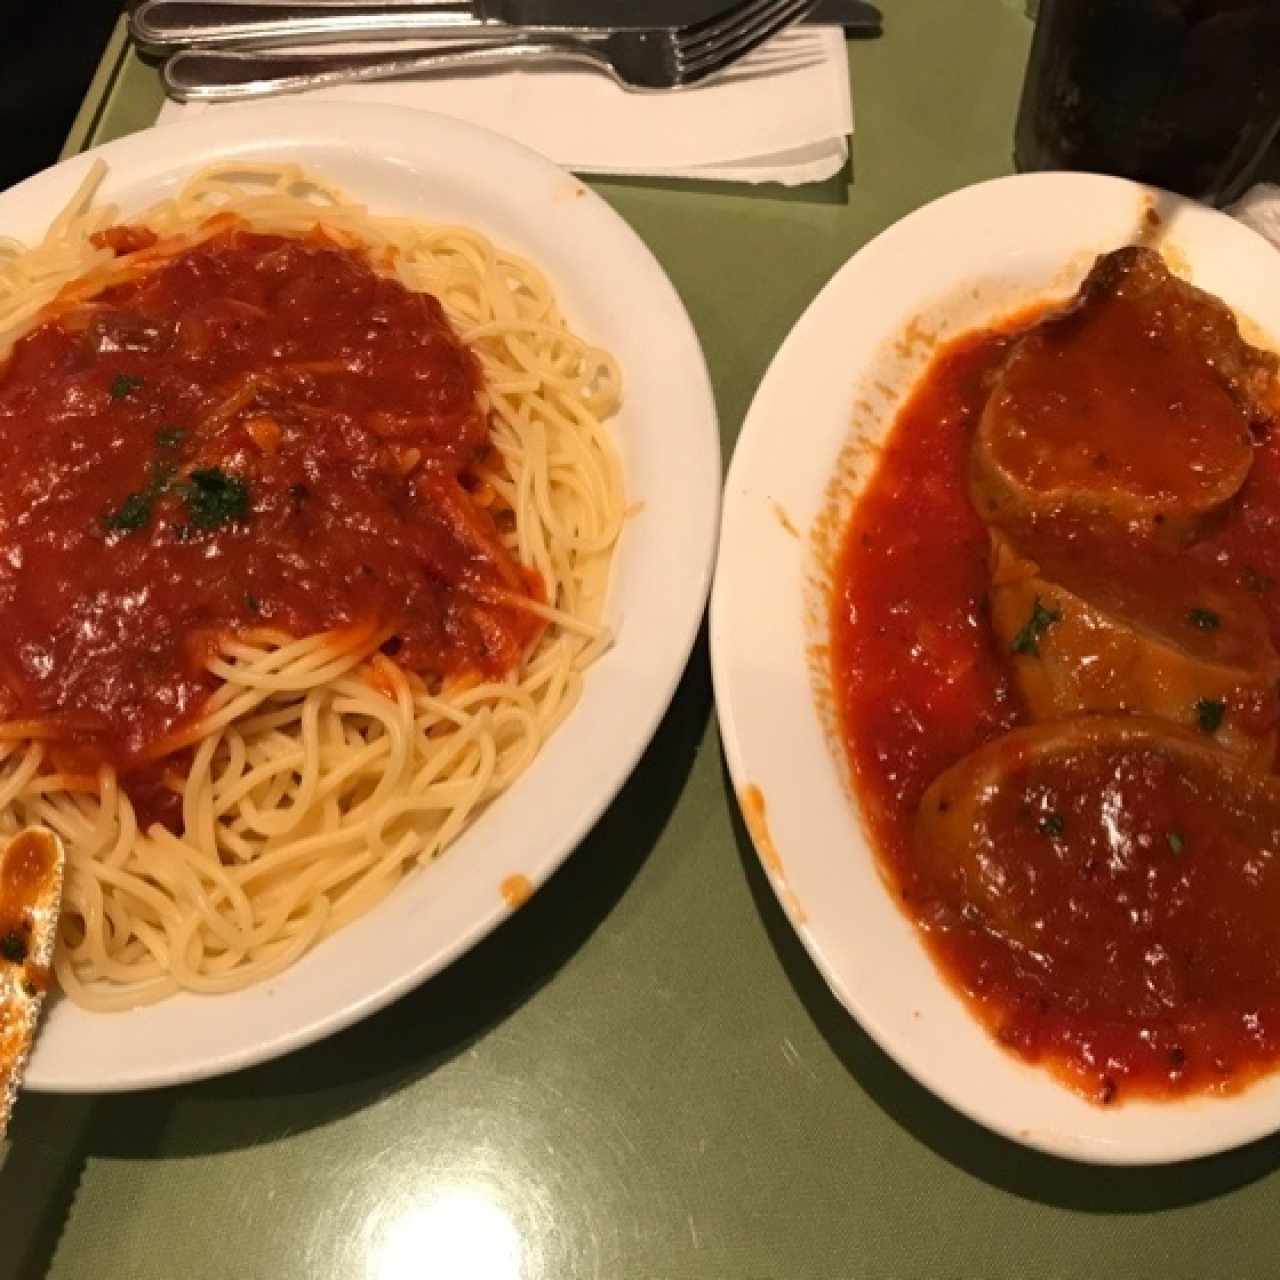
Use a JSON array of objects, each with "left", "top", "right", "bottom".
[{"left": 4, "top": 2, "right": 1280, "bottom": 1277}]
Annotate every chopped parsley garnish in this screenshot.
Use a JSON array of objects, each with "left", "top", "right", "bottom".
[
  {"left": 155, "top": 425, "right": 187, "bottom": 449},
  {"left": 105, "top": 462, "right": 252, "bottom": 537},
  {"left": 109, "top": 373, "right": 144, "bottom": 399},
  {"left": 1188, "top": 608, "right": 1220, "bottom": 632},
  {"left": 1039, "top": 813, "right": 1065, "bottom": 838},
  {"left": 181, "top": 468, "right": 251, "bottom": 529},
  {"left": 102, "top": 460, "right": 179, "bottom": 537},
  {"left": 0, "top": 929, "right": 26, "bottom": 963},
  {"left": 1011, "top": 597, "right": 1062, "bottom": 657},
  {"left": 102, "top": 491, "right": 154, "bottom": 534},
  {"left": 1195, "top": 698, "right": 1226, "bottom": 734},
  {"left": 1167, "top": 832, "right": 1186, "bottom": 856}
]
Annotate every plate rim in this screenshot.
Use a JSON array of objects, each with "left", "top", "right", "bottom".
[{"left": 18, "top": 100, "right": 720, "bottom": 1092}]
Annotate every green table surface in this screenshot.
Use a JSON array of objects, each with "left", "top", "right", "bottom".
[{"left": 6, "top": 3, "right": 1280, "bottom": 1277}]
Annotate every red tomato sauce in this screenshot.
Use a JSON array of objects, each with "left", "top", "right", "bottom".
[
  {"left": 831, "top": 325, "right": 1280, "bottom": 1103},
  {"left": 0, "top": 227, "right": 541, "bottom": 781}
]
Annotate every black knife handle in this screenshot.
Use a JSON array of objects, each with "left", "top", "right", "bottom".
[{"left": 810, "top": 0, "right": 881, "bottom": 35}]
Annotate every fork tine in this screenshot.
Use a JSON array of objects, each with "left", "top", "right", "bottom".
[
  {"left": 676, "top": 0, "right": 792, "bottom": 46},
  {"left": 678, "top": 0, "right": 813, "bottom": 63},
  {"left": 678, "top": 0, "right": 817, "bottom": 79},
  {"left": 674, "top": 0, "right": 783, "bottom": 41}
]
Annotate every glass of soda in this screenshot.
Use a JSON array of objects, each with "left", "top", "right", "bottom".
[{"left": 1015, "top": 0, "right": 1280, "bottom": 205}]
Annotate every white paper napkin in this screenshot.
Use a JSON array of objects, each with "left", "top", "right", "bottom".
[
  {"left": 156, "top": 26, "right": 853, "bottom": 186},
  {"left": 1230, "top": 184, "right": 1280, "bottom": 250}
]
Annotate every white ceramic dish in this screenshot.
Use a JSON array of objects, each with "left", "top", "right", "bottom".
[
  {"left": 710, "top": 171, "right": 1280, "bottom": 1165},
  {"left": 17, "top": 102, "right": 719, "bottom": 1092}
]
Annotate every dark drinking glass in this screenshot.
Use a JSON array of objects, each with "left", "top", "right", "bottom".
[{"left": 1015, "top": 0, "right": 1280, "bottom": 205}]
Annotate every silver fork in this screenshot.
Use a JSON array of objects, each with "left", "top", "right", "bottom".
[{"left": 163, "top": 0, "right": 820, "bottom": 101}]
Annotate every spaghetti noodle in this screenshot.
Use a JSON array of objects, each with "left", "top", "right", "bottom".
[{"left": 0, "top": 162, "right": 624, "bottom": 1010}]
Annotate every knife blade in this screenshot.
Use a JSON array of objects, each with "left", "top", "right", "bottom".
[
  {"left": 0, "top": 828, "right": 64, "bottom": 1142},
  {"left": 130, "top": 0, "right": 882, "bottom": 54}
]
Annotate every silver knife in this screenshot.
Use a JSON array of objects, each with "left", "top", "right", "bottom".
[{"left": 130, "top": 0, "right": 881, "bottom": 54}]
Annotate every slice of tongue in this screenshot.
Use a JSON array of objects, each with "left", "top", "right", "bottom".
[
  {"left": 988, "top": 528, "right": 1280, "bottom": 766},
  {"left": 971, "top": 246, "right": 1274, "bottom": 545},
  {"left": 915, "top": 716, "right": 1280, "bottom": 1002}
]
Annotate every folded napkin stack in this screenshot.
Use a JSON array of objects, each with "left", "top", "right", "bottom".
[
  {"left": 157, "top": 23, "right": 853, "bottom": 186},
  {"left": 1231, "top": 184, "right": 1280, "bottom": 252}
]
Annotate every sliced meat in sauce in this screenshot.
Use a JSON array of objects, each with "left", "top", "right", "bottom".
[
  {"left": 915, "top": 717, "right": 1280, "bottom": 1016},
  {"left": 971, "top": 247, "right": 1274, "bottom": 543},
  {"left": 833, "top": 254, "right": 1280, "bottom": 1099},
  {"left": 989, "top": 529, "right": 1280, "bottom": 765}
]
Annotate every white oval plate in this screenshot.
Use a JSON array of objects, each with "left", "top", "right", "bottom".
[
  {"left": 711, "top": 172, "right": 1280, "bottom": 1165},
  {"left": 19, "top": 102, "right": 719, "bottom": 1092}
]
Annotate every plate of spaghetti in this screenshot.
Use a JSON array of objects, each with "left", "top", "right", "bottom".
[{"left": 6, "top": 103, "right": 717, "bottom": 1090}]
